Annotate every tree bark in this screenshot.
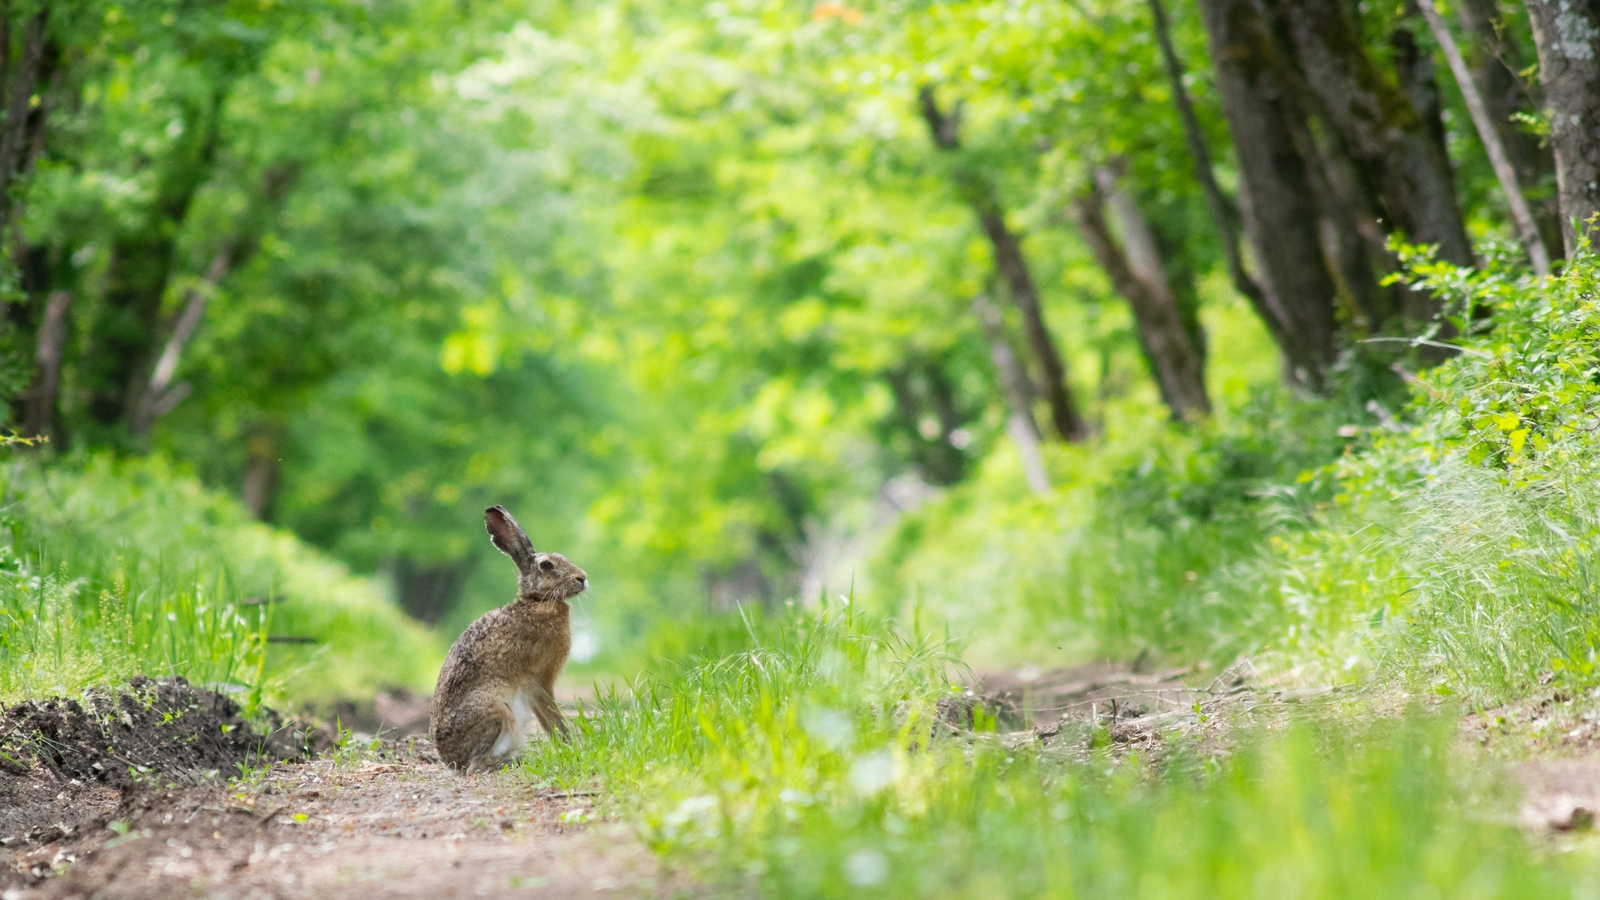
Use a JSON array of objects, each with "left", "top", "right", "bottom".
[
  {"left": 972, "top": 208, "right": 1088, "bottom": 441},
  {"left": 919, "top": 86, "right": 1088, "bottom": 441},
  {"left": 1417, "top": 0, "right": 1550, "bottom": 275},
  {"left": 0, "top": 9, "right": 48, "bottom": 232},
  {"left": 1196, "top": 0, "right": 1340, "bottom": 389},
  {"left": 1071, "top": 170, "right": 1211, "bottom": 421},
  {"left": 1147, "top": 0, "right": 1275, "bottom": 325},
  {"left": 1297, "top": 121, "right": 1401, "bottom": 329},
  {"left": 1274, "top": 0, "right": 1474, "bottom": 294},
  {"left": 1389, "top": 11, "right": 1452, "bottom": 172},
  {"left": 241, "top": 432, "right": 279, "bottom": 521},
  {"left": 972, "top": 293, "right": 1051, "bottom": 495},
  {"left": 1455, "top": 0, "right": 1563, "bottom": 261},
  {"left": 83, "top": 92, "right": 226, "bottom": 431},
  {"left": 1525, "top": 0, "right": 1600, "bottom": 255},
  {"left": 21, "top": 288, "right": 67, "bottom": 442},
  {"left": 132, "top": 243, "right": 234, "bottom": 439}
]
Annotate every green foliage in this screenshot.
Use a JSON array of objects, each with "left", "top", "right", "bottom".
[
  {"left": 1266, "top": 250, "right": 1600, "bottom": 698},
  {"left": 0, "top": 453, "right": 441, "bottom": 705}
]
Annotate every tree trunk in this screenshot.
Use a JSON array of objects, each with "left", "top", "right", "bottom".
[
  {"left": 1274, "top": 0, "right": 1474, "bottom": 295},
  {"left": 132, "top": 243, "right": 235, "bottom": 439},
  {"left": 1197, "top": 0, "right": 1340, "bottom": 389},
  {"left": 1525, "top": 0, "right": 1600, "bottom": 255},
  {"left": 884, "top": 360, "right": 967, "bottom": 486},
  {"left": 241, "top": 433, "right": 279, "bottom": 521},
  {"left": 1389, "top": 11, "right": 1452, "bottom": 173},
  {"left": 21, "top": 288, "right": 68, "bottom": 442},
  {"left": 1417, "top": 0, "right": 1550, "bottom": 275},
  {"left": 919, "top": 86, "right": 1088, "bottom": 441},
  {"left": 132, "top": 162, "right": 298, "bottom": 440},
  {"left": 972, "top": 208, "right": 1089, "bottom": 441},
  {"left": 394, "top": 557, "right": 474, "bottom": 625},
  {"left": 1071, "top": 170, "right": 1211, "bottom": 420},
  {"left": 1147, "top": 0, "right": 1277, "bottom": 327},
  {"left": 88, "top": 233, "right": 186, "bottom": 426},
  {"left": 972, "top": 293, "right": 1051, "bottom": 495},
  {"left": 1456, "top": 0, "right": 1563, "bottom": 261},
  {"left": 1298, "top": 122, "right": 1401, "bottom": 329},
  {"left": 0, "top": 9, "right": 50, "bottom": 234},
  {"left": 84, "top": 93, "right": 225, "bottom": 431}
]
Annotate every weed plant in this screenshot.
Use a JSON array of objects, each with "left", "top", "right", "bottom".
[{"left": 526, "top": 607, "right": 1596, "bottom": 898}]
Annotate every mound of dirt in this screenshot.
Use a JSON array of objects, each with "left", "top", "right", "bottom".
[{"left": 0, "top": 676, "right": 305, "bottom": 845}]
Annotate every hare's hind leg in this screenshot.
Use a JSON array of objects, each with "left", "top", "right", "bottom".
[
  {"left": 531, "top": 680, "right": 570, "bottom": 739},
  {"left": 459, "top": 703, "right": 521, "bottom": 774},
  {"left": 449, "top": 718, "right": 502, "bottom": 774}
]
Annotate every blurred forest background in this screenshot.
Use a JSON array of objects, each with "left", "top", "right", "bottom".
[{"left": 0, "top": 0, "right": 1597, "bottom": 690}]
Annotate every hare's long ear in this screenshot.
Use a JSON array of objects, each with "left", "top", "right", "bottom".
[{"left": 485, "top": 505, "right": 536, "bottom": 572}]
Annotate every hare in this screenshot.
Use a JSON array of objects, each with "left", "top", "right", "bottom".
[{"left": 429, "top": 505, "right": 588, "bottom": 773}]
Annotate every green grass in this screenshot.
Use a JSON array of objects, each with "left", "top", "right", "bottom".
[
  {"left": 0, "top": 452, "right": 443, "bottom": 706},
  {"left": 524, "top": 606, "right": 1597, "bottom": 898}
]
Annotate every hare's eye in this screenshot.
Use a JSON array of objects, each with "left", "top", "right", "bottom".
[{"left": 539, "top": 560, "right": 554, "bottom": 572}]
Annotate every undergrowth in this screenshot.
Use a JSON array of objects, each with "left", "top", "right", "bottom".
[
  {"left": 0, "top": 453, "right": 442, "bottom": 705},
  {"left": 874, "top": 248, "right": 1600, "bottom": 705},
  {"left": 1276, "top": 246, "right": 1600, "bottom": 700}
]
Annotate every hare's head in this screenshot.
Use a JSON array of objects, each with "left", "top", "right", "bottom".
[{"left": 485, "top": 505, "right": 589, "bottom": 602}]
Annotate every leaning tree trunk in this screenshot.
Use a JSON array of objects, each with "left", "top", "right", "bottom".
[
  {"left": 1196, "top": 0, "right": 1340, "bottom": 389},
  {"left": 1274, "top": 0, "right": 1474, "bottom": 307},
  {"left": 971, "top": 205, "right": 1088, "bottom": 441},
  {"left": 1417, "top": 0, "right": 1550, "bottom": 275},
  {"left": 1071, "top": 170, "right": 1211, "bottom": 421},
  {"left": 132, "top": 162, "right": 299, "bottom": 441},
  {"left": 1525, "top": 0, "right": 1600, "bottom": 255},
  {"left": 919, "top": 86, "right": 1088, "bottom": 441},
  {"left": 86, "top": 99, "right": 224, "bottom": 428},
  {"left": 1456, "top": 0, "right": 1563, "bottom": 261}
]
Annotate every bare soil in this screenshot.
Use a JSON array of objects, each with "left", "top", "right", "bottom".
[
  {"left": 973, "top": 663, "right": 1600, "bottom": 837},
  {"left": 1, "top": 679, "right": 683, "bottom": 900},
  {"left": 958, "top": 660, "right": 1357, "bottom": 760}
]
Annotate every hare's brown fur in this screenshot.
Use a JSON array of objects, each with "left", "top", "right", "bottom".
[{"left": 429, "top": 506, "right": 588, "bottom": 773}]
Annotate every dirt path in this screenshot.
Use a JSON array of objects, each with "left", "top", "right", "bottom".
[
  {"left": 9, "top": 757, "right": 668, "bottom": 900},
  {"left": 1, "top": 680, "right": 682, "bottom": 900},
  {"left": 973, "top": 661, "right": 1600, "bottom": 836},
  {"left": 966, "top": 660, "right": 1356, "bottom": 757}
]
